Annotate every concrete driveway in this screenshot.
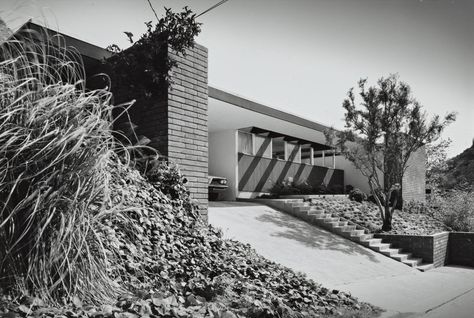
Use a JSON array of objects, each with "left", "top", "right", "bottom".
[{"left": 209, "top": 202, "right": 474, "bottom": 318}]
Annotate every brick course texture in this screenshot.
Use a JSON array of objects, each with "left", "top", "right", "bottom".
[
  {"left": 402, "top": 146, "right": 427, "bottom": 203},
  {"left": 448, "top": 232, "right": 474, "bottom": 267},
  {"left": 167, "top": 45, "right": 209, "bottom": 219},
  {"left": 375, "top": 232, "right": 449, "bottom": 267},
  {"left": 125, "top": 44, "right": 209, "bottom": 220}
]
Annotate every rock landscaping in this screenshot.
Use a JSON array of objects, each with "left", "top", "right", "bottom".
[{"left": 310, "top": 199, "right": 447, "bottom": 235}]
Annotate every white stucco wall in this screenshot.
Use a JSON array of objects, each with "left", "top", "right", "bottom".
[
  {"left": 208, "top": 129, "right": 237, "bottom": 200},
  {"left": 334, "top": 157, "right": 372, "bottom": 194}
]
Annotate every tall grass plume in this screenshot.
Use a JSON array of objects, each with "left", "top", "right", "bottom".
[{"left": 0, "top": 25, "right": 129, "bottom": 304}]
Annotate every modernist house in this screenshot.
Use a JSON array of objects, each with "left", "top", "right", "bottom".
[{"left": 5, "top": 21, "right": 427, "bottom": 217}]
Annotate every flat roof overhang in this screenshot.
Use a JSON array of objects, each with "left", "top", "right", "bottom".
[
  {"left": 239, "top": 126, "right": 334, "bottom": 151},
  {"left": 11, "top": 21, "right": 113, "bottom": 61},
  {"left": 209, "top": 86, "right": 331, "bottom": 134}
]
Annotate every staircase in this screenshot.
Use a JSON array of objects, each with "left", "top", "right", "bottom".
[{"left": 260, "top": 198, "right": 434, "bottom": 272}]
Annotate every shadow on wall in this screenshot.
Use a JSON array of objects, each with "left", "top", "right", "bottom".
[
  {"left": 238, "top": 153, "right": 344, "bottom": 193},
  {"left": 255, "top": 208, "right": 381, "bottom": 263}
]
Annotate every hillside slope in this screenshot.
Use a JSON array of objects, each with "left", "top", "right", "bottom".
[
  {"left": 0, "top": 161, "right": 381, "bottom": 318},
  {"left": 443, "top": 141, "right": 474, "bottom": 189}
]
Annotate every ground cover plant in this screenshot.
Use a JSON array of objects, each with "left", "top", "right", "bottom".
[
  {"left": 311, "top": 198, "right": 447, "bottom": 235},
  {"left": 0, "top": 15, "right": 381, "bottom": 318}
]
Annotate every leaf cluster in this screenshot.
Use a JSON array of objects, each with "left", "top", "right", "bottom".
[{"left": 103, "top": 7, "right": 201, "bottom": 105}]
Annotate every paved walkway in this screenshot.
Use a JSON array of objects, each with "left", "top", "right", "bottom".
[{"left": 208, "top": 202, "right": 474, "bottom": 318}]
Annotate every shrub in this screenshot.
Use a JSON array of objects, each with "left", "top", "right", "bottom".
[
  {"left": 349, "top": 188, "right": 367, "bottom": 203},
  {"left": 294, "top": 181, "right": 313, "bottom": 194},
  {"left": 345, "top": 184, "right": 354, "bottom": 194},
  {"left": 144, "top": 159, "right": 197, "bottom": 211},
  {"left": 437, "top": 191, "right": 474, "bottom": 232},
  {"left": 270, "top": 181, "right": 301, "bottom": 196},
  {"left": 313, "top": 183, "right": 328, "bottom": 194}
]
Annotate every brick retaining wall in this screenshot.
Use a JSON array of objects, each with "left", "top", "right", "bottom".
[
  {"left": 448, "top": 232, "right": 474, "bottom": 267},
  {"left": 375, "top": 232, "right": 449, "bottom": 267}
]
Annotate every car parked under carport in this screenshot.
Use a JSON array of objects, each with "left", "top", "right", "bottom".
[{"left": 208, "top": 175, "right": 228, "bottom": 200}]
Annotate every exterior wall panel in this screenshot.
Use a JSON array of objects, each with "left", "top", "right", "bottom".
[
  {"left": 402, "top": 146, "right": 427, "bottom": 203},
  {"left": 238, "top": 153, "right": 344, "bottom": 193}
]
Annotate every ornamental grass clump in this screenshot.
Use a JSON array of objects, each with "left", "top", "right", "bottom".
[{"left": 0, "top": 28, "right": 129, "bottom": 304}]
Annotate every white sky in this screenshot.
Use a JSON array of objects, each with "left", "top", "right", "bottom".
[{"left": 1, "top": 0, "right": 473, "bottom": 157}]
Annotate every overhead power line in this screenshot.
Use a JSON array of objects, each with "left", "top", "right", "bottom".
[{"left": 196, "top": 0, "right": 231, "bottom": 18}]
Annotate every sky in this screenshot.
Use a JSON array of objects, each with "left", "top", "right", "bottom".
[{"left": 1, "top": 0, "right": 473, "bottom": 157}]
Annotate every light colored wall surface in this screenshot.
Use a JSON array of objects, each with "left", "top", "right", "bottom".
[
  {"left": 334, "top": 157, "right": 372, "bottom": 194},
  {"left": 209, "top": 129, "right": 237, "bottom": 200}
]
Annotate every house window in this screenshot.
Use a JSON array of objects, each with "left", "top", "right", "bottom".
[
  {"left": 286, "top": 142, "right": 301, "bottom": 163},
  {"left": 238, "top": 131, "right": 253, "bottom": 154},
  {"left": 254, "top": 135, "right": 272, "bottom": 158},
  {"left": 272, "top": 138, "right": 285, "bottom": 160}
]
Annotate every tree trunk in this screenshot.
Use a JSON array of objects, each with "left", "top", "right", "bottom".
[{"left": 382, "top": 205, "right": 392, "bottom": 231}]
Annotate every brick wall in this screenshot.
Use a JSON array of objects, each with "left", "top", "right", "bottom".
[
  {"left": 448, "top": 232, "right": 474, "bottom": 267},
  {"left": 167, "top": 45, "right": 209, "bottom": 219},
  {"left": 119, "top": 44, "right": 209, "bottom": 220},
  {"left": 402, "top": 146, "right": 426, "bottom": 203},
  {"left": 432, "top": 232, "right": 450, "bottom": 267},
  {"left": 375, "top": 232, "right": 449, "bottom": 267}
]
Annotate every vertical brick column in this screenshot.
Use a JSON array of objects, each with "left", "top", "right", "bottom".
[
  {"left": 114, "top": 43, "right": 209, "bottom": 220},
  {"left": 402, "top": 146, "right": 427, "bottom": 203},
  {"left": 167, "top": 44, "right": 209, "bottom": 219}
]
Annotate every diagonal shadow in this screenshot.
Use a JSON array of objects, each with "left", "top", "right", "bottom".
[
  {"left": 276, "top": 145, "right": 300, "bottom": 184},
  {"left": 238, "top": 137, "right": 272, "bottom": 190},
  {"left": 255, "top": 209, "right": 381, "bottom": 263},
  {"left": 293, "top": 163, "right": 307, "bottom": 184},
  {"left": 255, "top": 158, "right": 278, "bottom": 192}
]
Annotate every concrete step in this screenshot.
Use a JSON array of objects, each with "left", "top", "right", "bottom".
[
  {"left": 392, "top": 253, "right": 412, "bottom": 262},
  {"left": 371, "top": 243, "right": 392, "bottom": 252},
  {"left": 360, "top": 238, "right": 383, "bottom": 247},
  {"left": 403, "top": 258, "right": 423, "bottom": 267},
  {"left": 323, "top": 217, "right": 340, "bottom": 223},
  {"left": 341, "top": 225, "right": 356, "bottom": 232},
  {"left": 358, "top": 233, "right": 374, "bottom": 241},
  {"left": 416, "top": 263, "right": 435, "bottom": 272},
  {"left": 261, "top": 199, "right": 433, "bottom": 272},
  {"left": 381, "top": 248, "right": 403, "bottom": 257},
  {"left": 293, "top": 206, "right": 311, "bottom": 213},
  {"left": 338, "top": 221, "right": 349, "bottom": 227},
  {"left": 290, "top": 202, "right": 306, "bottom": 208},
  {"left": 349, "top": 229, "right": 365, "bottom": 237},
  {"left": 307, "top": 209, "right": 325, "bottom": 216}
]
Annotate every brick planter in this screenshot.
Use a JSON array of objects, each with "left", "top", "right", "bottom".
[
  {"left": 448, "top": 232, "right": 474, "bottom": 267},
  {"left": 374, "top": 232, "right": 450, "bottom": 268}
]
